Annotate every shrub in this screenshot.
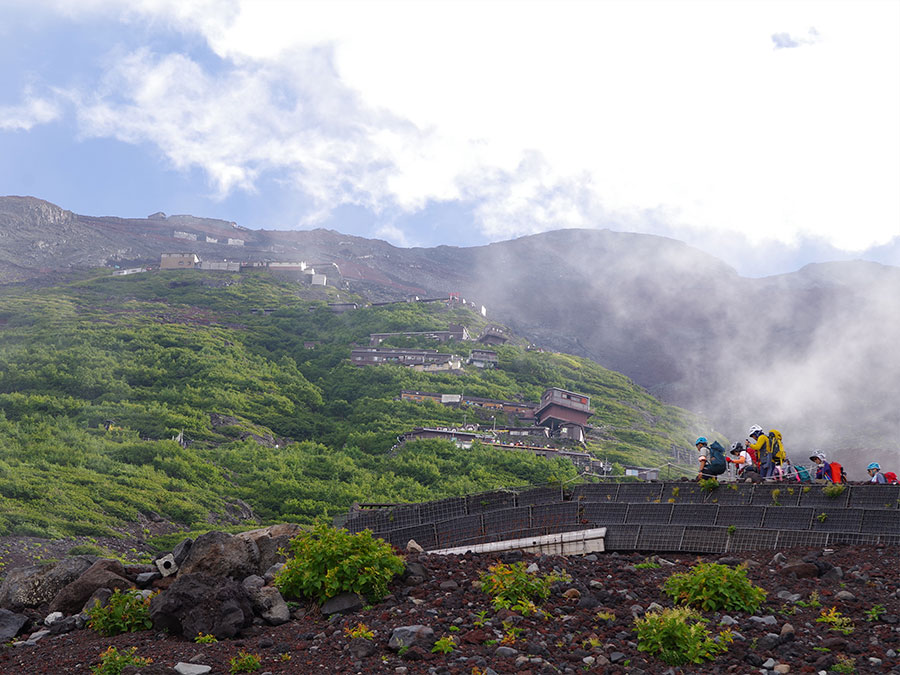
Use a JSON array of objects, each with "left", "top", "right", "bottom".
[
  {"left": 195, "top": 632, "right": 218, "bottom": 643},
  {"left": 344, "top": 622, "right": 375, "bottom": 639},
  {"left": 662, "top": 562, "right": 766, "bottom": 613},
  {"left": 274, "top": 522, "right": 405, "bottom": 603},
  {"left": 229, "top": 650, "right": 261, "bottom": 673},
  {"left": 431, "top": 636, "right": 456, "bottom": 653},
  {"left": 86, "top": 589, "right": 152, "bottom": 636},
  {"left": 817, "top": 607, "right": 855, "bottom": 635},
  {"left": 479, "top": 561, "right": 569, "bottom": 615},
  {"left": 91, "top": 646, "right": 151, "bottom": 675},
  {"left": 634, "top": 606, "right": 733, "bottom": 666},
  {"left": 824, "top": 484, "right": 847, "bottom": 498}
]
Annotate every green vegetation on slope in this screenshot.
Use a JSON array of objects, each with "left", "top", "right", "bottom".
[{"left": 0, "top": 270, "right": 705, "bottom": 538}]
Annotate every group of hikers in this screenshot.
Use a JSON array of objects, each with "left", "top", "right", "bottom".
[{"left": 693, "top": 425, "right": 897, "bottom": 484}]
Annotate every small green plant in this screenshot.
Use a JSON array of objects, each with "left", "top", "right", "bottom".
[
  {"left": 431, "top": 636, "right": 456, "bottom": 654},
  {"left": 582, "top": 635, "right": 603, "bottom": 649},
  {"left": 671, "top": 487, "right": 680, "bottom": 497},
  {"left": 86, "top": 589, "right": 153, "bottom": 636},
  {"left": 194, "top": 632, "right": 218, "bottom": 644},
  {"left": 726, "top": 524, "right": 736, "bottom": 536},
  {"left": 344, "top": 622, "right": 375, "bottom": 640},
  {"left": 770, "top": 488, "right": 781, "bottom": 506},
  {"left": 832, "top": 654, "right": 856, "bottom": 673},
  {"left": 484, "top": 639, "right": 498, "bottom": 646},
  {"left": 663, "top": 562, "right": 766, "bottom": 613},
  {"left": 229, "top": 650, "right": 261, "bottom": 674},
  {"left": 634, "top": 606, "right": 732, "bottom": 666},
  {"left": 479, "top": 561, "right": 569, "bottom": 615},
  {"left": 802, "top": 486, "right": 811, "bottom": 493},
  {"left": 816, "top": 607, "right": 855, "bottom": 635},
  {"left": 823, "top": 483, "right": 847, "bottom": 498},
  {"left": 275, "top": 522, "right": 405, "bottom": 603},
  {"left": 698, "top": 478, "right": 719, "bottom": 492},
  {"left": 816, "top": 512, "right": 828, "bottom": 523},
  {"left": 280, "top": 652, "right": 291, "bottom": 662},
  {"left": 91, "top": 646, "right": 152, "bottom": 675},
  {"left": 797, "top": 591, "right": 822, "bottom": 608},
  {"left": 448, "top": 625, "right": 460, "bottom": 632},
  {"left": 500, "top": 620, "right": 523, "bottom": 644},
  {"left": 635, "top": 558, "right": 662, "bottom": 569},
  {"left": 473, "top": 609, "right": 489, "bottom": 627},
  {"left": 865, "top": 604, "right": 886, "bottom": 622},
  {"left": 595, "top": 610, "right": 615, "bottom": 622}
]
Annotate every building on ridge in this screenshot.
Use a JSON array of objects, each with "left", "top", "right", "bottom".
[{"left": 535, "top": 387, "right": 592, "bottom": 444}]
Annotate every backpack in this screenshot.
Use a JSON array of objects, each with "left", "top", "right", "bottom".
[
  {"left": 828, "top": 461, "right": 845, "bottom": 484},
  {"left": 767, "top": 429, "right": 786, "bottom": 464},
  {"left": 794, "top": 464, "right": 812, "bottom": 482},
  {"left": 884, "top": 471, "right": 898, "bottom": 484},
  {"left": 706, "top": 441, "right": 727, "bottom": 475}
]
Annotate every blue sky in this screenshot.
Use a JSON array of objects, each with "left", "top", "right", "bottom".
[{"left": 1, "top": 0, "right": 898, "bottom": 276}]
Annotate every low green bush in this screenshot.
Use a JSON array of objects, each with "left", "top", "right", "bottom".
[
  {"left": 634, "top": 606, "right": 733, "bottom": 666},
  {"left": 479, "top": 561, "right": 569, "bottom": 615},
  {"left": 662, "top": 562, "right": 766, "bottom": 613},
  {"left": 86, "top": 588, "right": 153, "bottom": 636},
  {"left": 91, "top": 646, "right": 152, "bottom": 675},
  {"left": 274, "top": 522, "right": 405, "bottom": 603}
]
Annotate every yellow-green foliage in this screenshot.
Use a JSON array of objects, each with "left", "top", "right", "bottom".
[
  {"left": 634, "top": 606, "right": 733, "bottom": 666},
  {"left": 275, "top": 523, "right": 405, "bottom": 603},
  {"left": 86, "top": 589, "right": 152, "bottom": 637},
  {"left": 479, "top": 561, "right": 569, "bottom": 615},
  {"left": 663, "top": 563, "right": 766, "bottom": 613}
]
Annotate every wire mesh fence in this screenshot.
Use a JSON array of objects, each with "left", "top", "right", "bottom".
[{"left": 340, "top": 481, "right": 900, "bottom": 554}]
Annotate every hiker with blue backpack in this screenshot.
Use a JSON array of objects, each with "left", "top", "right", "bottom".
[{"left": 695, "top": 437, "right": 727, "bottom": 481}]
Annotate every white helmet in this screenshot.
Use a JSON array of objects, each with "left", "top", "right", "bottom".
[
  {"left": 748, "top": 424, "right": 763, "bottom": 436},
  {"left": 809, "top": 450, "right": 826, "bottom": 462}
]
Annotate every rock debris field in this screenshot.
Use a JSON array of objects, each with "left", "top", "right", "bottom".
[{"left": 0, "top": 539, "right": 898, "bottom": 675}]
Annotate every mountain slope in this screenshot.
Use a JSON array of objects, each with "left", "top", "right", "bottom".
[
  {"left": 0, "top": 269, "right": 706, "bottom": 538},
  {"left": 2, "top": 196, "right": 897, "bottom": 470}
]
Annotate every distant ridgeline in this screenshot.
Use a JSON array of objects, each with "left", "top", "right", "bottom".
[
  {"left": 344, "top": 482, "right": 900, "bottom": 554},
  {"left": 0, "top": 269, "right": 707, "bottom": 537}
]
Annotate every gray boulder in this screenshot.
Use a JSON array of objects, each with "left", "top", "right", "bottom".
[
  {"left": 388, "top": 625, "right": 436, "bottom": 651},
  {"left": 321, "top": 591, "right": 364, "bottom": 616},
  {"left": 247, "top": 585, "right": 290, "bottom": 625},
  {"left": 235, "top": 524, "right": 300, "bottom": 574},
  {"left": 0, "top": 608, "right": 28, "bottom": 642},
  {"left": 150, "top": 573, "right": 254, "bottom": 639},
  {"left": 177, "top": 531, "right": 260, "bottom": 580},
  {"left": 49, "top": 559, "right": 133, "bottom": 615},
  {"left": 0, "top": 556, "right": 96, "bottom": 610}
]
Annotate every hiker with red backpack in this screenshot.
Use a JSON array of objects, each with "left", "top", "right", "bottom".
[
  {"left": 747, "top": 425, "right": 773, "bottom": 478},
  {"left": 810, "top": 450, "right": 844, "bottom": 483},
  {"left": 727, "top": 441, "right": 760, "bottom": 481},
  {"left": 884, "top": 471, "right": 899, "bottom": 484}
]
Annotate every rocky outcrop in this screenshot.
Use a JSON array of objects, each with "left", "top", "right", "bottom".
[
  {"left": 177, "top": 531, "right": 260, "bottom": 580},
  {"left": 149, "top": 573, "right": 254, "bottom": 639},
  {"left": 0, "top": 556, "right": 97, "bottom": 610},
  {"left": 49, "top": 559, "right": 133, "bottom": 615}
]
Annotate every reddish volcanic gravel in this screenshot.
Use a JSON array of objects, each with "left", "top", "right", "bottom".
[{"left": 1, "top": 545, "right": 899, "bottom": 674}]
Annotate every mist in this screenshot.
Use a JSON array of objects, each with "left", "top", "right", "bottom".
[{"left": 464, "top": 229, "right": 900, "bottom": 477}]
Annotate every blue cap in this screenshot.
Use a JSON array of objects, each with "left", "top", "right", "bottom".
[
  {"left": 695, "top": 437, "right": 708, "bottom": 445},
  {"left": 867, "top": 462, "right": 880, "bottom": 471}
]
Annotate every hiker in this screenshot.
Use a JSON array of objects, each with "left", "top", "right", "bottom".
[
  {"left": 809, "top": 450, "right": 843, "bottom": 483},
  {"left": 727, "top": 441, "right": 760, "bottom": 481},
  {"left": 746, "top": 425, "right": 773, "bottom": 478},
  {"left": 867, "top": 462, "right": 887, "bottom": 484},
  {"left": 695, "top": 437, "right": 727, "bottom": 480}
]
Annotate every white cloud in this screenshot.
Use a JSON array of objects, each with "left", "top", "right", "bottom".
[
  {"left": 0, "top": 94, "right": 60, "bottom": 131},
  {"left": 32, "top": 0, "right": 900, "bottom": 252}
]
